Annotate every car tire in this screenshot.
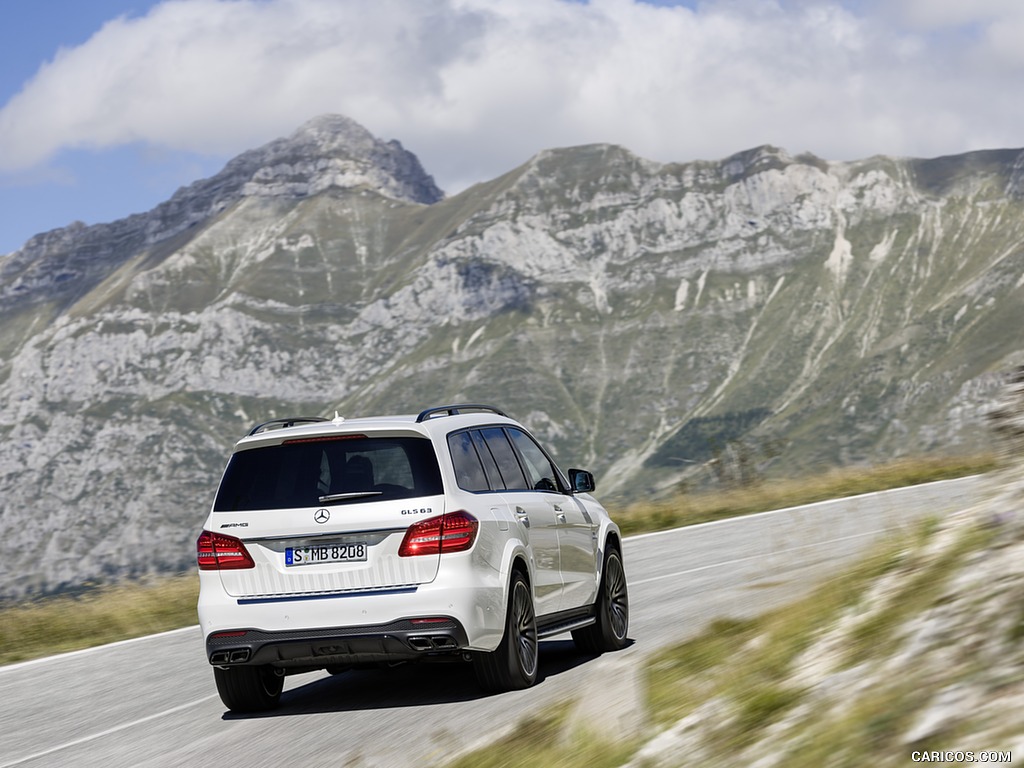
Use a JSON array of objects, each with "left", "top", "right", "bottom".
[
  {"left": 573, "top": 547, "right": 629, "bottom": 654},
  {"left": 214, "top": 664, "right": 284, "bottom": 713},
  {"left": 473, "top": 570, "right": 539, "bottom": 691}
]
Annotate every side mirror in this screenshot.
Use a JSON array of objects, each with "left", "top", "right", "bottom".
[{"left": 568, "top": 468, "right": 596, "bottom": 493}]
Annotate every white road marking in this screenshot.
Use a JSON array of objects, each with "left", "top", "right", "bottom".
[
  {"left": 0, "top": 625, "right": 200, "bottom": 675},
  {"left": 629, "top": 529, "right": 885, "bottom": 586},
  {"left": 0, "top": 694, "right": 220, "bottom": 768},
  {"left": 622, "top": 474, "right": 978, "bottom": 543}
]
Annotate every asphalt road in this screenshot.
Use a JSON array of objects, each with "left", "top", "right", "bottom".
[{"left": 0, "top": 475, "right": 988, "bottom": 768}]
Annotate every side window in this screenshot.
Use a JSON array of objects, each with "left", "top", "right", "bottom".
[
  {"left": 507, "top": 428, "right": 560, "bottom": 492},
  {"left": 470, "top": 430, "right": 504, "bottom": 490},
  {"left": 480, "top": 427, "right": 529, "bottom": 491},
  {"left": 447, "top": 431, "right": 489, "bottom": 492}
]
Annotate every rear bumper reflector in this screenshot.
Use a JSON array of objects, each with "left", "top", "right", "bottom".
[{"left": 235, "top": 586, "right": 418, "bottom": 606}]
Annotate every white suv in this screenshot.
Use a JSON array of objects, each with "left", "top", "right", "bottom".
[{"left": 197, "top": 404, "right": 629, "bottom": 712}]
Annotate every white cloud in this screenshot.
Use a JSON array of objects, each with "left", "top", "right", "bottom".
[
  {"left": 888, "top": 0, "right": 1024, "bottom": 28},
  {"left": 2, "top": 0, "right": 1024, "bottom": 194}
]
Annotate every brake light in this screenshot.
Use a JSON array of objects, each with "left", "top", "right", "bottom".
[
  {"left": 282, "top": 434, "right": 368, "bottom": 445},
  {"left": 197, "top": 530, "right": 255, "bottom": 570},
  {"left": 398, "top": 511, "right": 478, "bottom": 557}
]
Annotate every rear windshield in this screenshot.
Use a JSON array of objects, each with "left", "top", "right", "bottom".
[{"left": 214, "top": 436, "right": 443, "bottom": 511}]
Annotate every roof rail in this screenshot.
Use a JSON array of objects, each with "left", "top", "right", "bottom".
[
  {"left": 416, "top": 404, "right": 509, "bottom": 423},
  {"left": 247, "top": 416, "right": 329, "bottom": 436}
]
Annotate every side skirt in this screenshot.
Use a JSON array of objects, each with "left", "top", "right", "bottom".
[{"left": 536, "top": 605, "right": 596, "bottom": 639}]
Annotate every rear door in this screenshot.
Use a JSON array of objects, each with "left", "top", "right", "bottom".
[
  {"left": 471, "top": 427, "right": 562, "bottom": 617},
  {"left": 504, "top": 428, "right": 598, "bottom": 612},
  {"left": 209, "top": 433, "right": 445, "bottom": 598}
]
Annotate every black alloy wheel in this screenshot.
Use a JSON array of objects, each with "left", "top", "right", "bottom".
[
  {"left": 573, "top": 547, "right": 629, "bottom": 653},
  {"left": 473, "top": 570, "right": 539, "bottom": 691}
]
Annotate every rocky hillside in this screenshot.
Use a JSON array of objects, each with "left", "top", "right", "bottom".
[
  {"left": 624, "top": 368, "right": 1024, "bottom": 766},
  {"left": 1, "top": 115, "right": 1023, "bottom": 596}
]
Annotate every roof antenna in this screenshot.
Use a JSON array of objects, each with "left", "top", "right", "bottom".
[{"left": 332, "top": 411, "right": 345, "bottom": 425}]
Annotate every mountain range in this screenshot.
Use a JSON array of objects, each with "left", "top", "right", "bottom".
[{"left": 1, "top": 114, "right": 1022, "bottom": 597}]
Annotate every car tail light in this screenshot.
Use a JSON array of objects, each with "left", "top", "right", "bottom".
[
  {"left": 398, "top": 511, "right": 478, "bottom": 557},
  {"left": 197, "top": 530, "right": 255, "bottom": 570},
  {"left": 282, "top": 434, "right": 367, "bottom": 445}
]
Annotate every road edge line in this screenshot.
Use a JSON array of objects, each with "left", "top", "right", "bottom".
[
  {"left": 0, "top": 625, "right": 200, "bottom": 675},
  {"left": 623, "top": 474, "right": 982, "bottom": 543},
  {"left": 0, "top": 693, "right": 220, "bottom": 768}
]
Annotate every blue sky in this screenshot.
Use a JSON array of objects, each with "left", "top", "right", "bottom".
[
  {"left": 1, "top": 1, "right": 222, "bottom": 254},
  {"left": 2, "top": 0, "right": 1024, "bottom": 256}
]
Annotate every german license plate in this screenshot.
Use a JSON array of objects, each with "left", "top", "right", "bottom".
[{"left": 285, "top": 542, "right": 367, "bottom": 566}]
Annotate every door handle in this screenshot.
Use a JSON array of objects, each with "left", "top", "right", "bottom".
[
  {"left": 515, "top": 506, "right": 530, "bottom": 528},
  {"left": 553, "top": 503, "right": 566, "bottom": 524}
]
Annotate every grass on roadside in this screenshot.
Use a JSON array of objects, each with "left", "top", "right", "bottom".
[
  {"left": 842, "top": 520, "right": 996, "bottom": 667},
  {"left": 446, "top": 710, "right": 637, "bottom": 768},
  {"left": 641, "top": 513, "right": 993, "bottom": 759},
  {"left": 644, "top": 523, "right": 911, "bottom": 737},
  {"left": 0, "top": 572, "right": 199, "bottom": 666},
  {"left": 612, "top": 453, "right": 997, "bottom": 535}
]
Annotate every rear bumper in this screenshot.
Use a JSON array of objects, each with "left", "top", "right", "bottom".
[
  {"left": 198, "top": 561, "right": 508, "bottom": 661},
  {"left": 206, "top": 616, "right": 470, "bottom": 668}
]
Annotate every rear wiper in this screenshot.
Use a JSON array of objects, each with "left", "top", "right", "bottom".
[{"left": 318, "top": 491, "right": 383, "bottom": 503}]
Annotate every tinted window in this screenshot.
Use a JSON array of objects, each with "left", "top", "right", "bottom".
[
  {"left": 448, "top": 431, "right": 489, "bottom": 492},
  {"left": 480, "top": 428, "right": 529, "bottom": 491},
  {"left": 470, "top": 430, "right": 503, "bottom": 490},
  {"left": 214, "top": 436, "right": 442, "bottom": 511},
  {"left": 507, "top": 428, "right": 560, "bottom": 492}
]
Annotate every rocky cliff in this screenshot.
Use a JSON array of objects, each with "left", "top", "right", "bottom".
[
  {"left": 1, "top": 115, "right": 1023, "bottom": 596},
  {"left": 623, "top": 369, "right": 1024, "bottom": 766}
]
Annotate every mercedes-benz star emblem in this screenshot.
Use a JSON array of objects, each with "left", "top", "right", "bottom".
[{"left": 314, "top": 509, "right": 330, "bottom": 524}]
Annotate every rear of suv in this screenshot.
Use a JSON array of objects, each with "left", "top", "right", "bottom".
[{"left": 197, "top": 404, "right": 628, "bottom": 712}]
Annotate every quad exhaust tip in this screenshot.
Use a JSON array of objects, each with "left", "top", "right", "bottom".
[
  {"left": 210, "top": 648, "right": 252, "bottom": 664},
  {"left": 409, "top": 635, "right": 458, "bottom": 651}
]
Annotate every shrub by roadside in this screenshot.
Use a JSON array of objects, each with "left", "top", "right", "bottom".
[{"left": 0, "top": 573, "right": 198, "bottom": 666}]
